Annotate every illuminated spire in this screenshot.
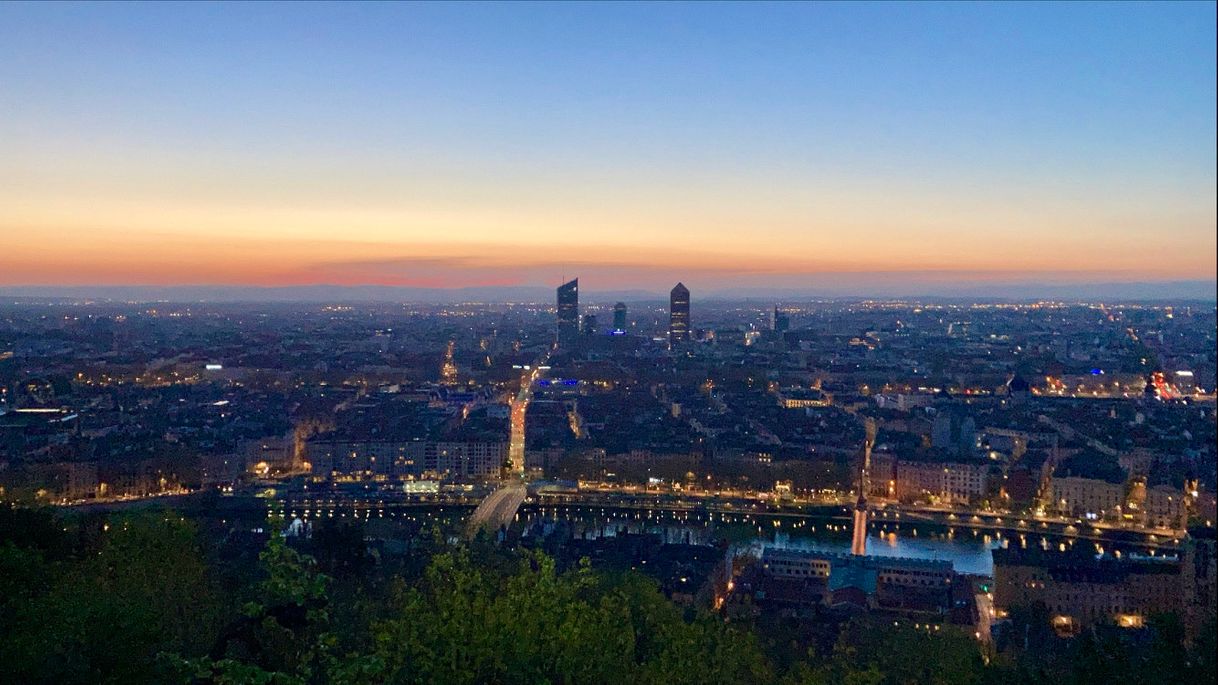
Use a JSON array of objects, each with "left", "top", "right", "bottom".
[
  {"left": 851, "top": 418, "right": 877, "bottom": 556},
  {"left": 441, "top": 340, "right": 458, "bottom": 385}
]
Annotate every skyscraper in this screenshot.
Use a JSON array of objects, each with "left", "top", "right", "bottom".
[
  {"left": 556, "top": 278, "right": 579, "bottom": 346},
  {"left": 669, "top": 282, "right": 690, "bottom": 345},
  {"left": 612, "top": 302, "right": 627, "bottom": 333},
  {"left": 773, "top": 306, "right": 790, "bottom": 333}
]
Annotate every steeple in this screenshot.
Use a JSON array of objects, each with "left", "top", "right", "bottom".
[
  {"left": 441, "top": 340, "right": 458, "bottom": 385},
  {"left": 851, "top": 418, "right": 877, "bottom": 556}
]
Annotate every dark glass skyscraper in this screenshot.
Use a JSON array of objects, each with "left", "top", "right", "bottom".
[
  {"left": 612, "top": 302, "right": 627, "bottom": 333},
  {"left": 773, "top": 306, "right": 790, "bottom": 333},
  {"left": 669, "top": 282, "right": 690, "bottom": 345},
  {"left": 556, "top": 278, "right": 579, "bottom": 345}
]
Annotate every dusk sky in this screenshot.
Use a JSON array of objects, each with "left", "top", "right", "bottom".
[{"left": 2, "top": 2, "right": 1215, "bottom": 294}]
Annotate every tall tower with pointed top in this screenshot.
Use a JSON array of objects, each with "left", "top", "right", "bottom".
[
  {"left": 441, "top": 340, "right": 458, "bottom": 385},
  {"left": 556, "top": 278, "right": 579, "bottom": 346},
  {"left": 851, "top": 418, "right": 877, "bottom": 556},
  {"left": 669, "top": 282, "right": 690, "bottom": 345}
]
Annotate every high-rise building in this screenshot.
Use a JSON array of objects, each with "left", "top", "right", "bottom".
[
  {"left": 773, "top": 306, "right": 790, "bottom": 333},
  {"left": 612, "top": 302, "right": 627, "bottom": 333},
  {"left": 556, "top": 278, "right": 579, "bottom": 345},
  {"left": 669, "top": 282, "right": 690, "bottom": 345},
  {"left": 582, "top": 314, "right": 598, "bottom": 336}
]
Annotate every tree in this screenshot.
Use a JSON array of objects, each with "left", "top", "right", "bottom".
[
  {"left": 355, "top": 548, "right": 770, "bottom": 684},
  {"left": 820, "top": 617, "right": 987, "bottom": 685},
  {"left": 0, "top": 512, "right": 222, "bottom": 685},
  {"left": 171, "top": 524, "right": 333, "bottom": 685}
]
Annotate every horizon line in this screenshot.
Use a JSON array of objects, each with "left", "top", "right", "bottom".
[{"left": 1, "top": 279, "right": 1214, "bottom": 304}]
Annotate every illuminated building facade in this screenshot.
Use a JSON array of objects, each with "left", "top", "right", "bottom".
[
  {"left": 758, "top": 547, "right": 957, "bottom": 615},
  {"left": 992, "top": 547, "right": 1183, "bottom": 635},
  {"left": 556, "top": 278, "right": 579, "bottom": 346},
  {"left": 869, "top": 453, "right": 990, "bottom": 505},
  {"left": 306, "top": 439, "right": 507, "bottom": 480},
  {"left": 669, "top": 282, "right": 690, "bottom": 345},
  {"left": 1049, "top": 476, "right": 1126, "bottom": 521}
]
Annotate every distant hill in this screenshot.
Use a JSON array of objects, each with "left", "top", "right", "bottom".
[{"left": 1, "top": 280, "right": 1213, "bottom": 304}]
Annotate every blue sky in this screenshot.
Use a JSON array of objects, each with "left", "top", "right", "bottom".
[{"left": 1, "top": 2, "right": 1214, "bottom": 290}]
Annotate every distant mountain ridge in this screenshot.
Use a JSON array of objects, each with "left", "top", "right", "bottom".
[{"left": 1, "top": 280, "right": 1213, "bottom": 304}]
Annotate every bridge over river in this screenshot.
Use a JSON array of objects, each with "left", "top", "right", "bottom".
[{"left": 467, "top": 482, "right": 528, "bottom": 534}]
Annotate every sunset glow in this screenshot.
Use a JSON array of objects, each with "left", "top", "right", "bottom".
[{"left": 2, "top": 3, "right": 1214, "bottom": 294}]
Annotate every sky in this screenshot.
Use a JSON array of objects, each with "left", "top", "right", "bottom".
[{"left": 1, "top": 2, "right": 1215, "bottom": 296}]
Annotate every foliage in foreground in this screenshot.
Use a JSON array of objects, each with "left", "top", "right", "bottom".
[{"left": 0, "top": 506, "right": 1213, "bottom": 685}]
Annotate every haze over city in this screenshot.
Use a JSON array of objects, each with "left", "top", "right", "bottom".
[{"left": 1, "top": 2, "right": 1214, "bottom": 298}]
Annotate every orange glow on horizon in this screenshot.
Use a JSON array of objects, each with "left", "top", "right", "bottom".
[
  {"left": 2, "top": 173, "right": 1213, "bottom": 289},
  {"left": 2, "top": 3, "right": 1214, "bottom": 293},
  {"left": 2, "top": 226, "right": 1208, "bottom": 290}
]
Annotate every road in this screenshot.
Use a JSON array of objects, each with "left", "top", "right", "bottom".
[
  {"left": 508, "top": 350, "right": 550, "bottom": 473},
  {"left": 468, "top": 483, "right": 527, "bottom": 535}
]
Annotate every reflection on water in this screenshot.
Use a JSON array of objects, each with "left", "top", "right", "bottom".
[
  {"left": 519, "top": 506, "right": 1173, "bottom": 577},
  {"left": 520, "top": 506, "right": 1001, "bottom": 576},
  {"left": 277, "top": 502, "right": 1174, "bottom": 580},
  {"left": 767, "top": 531, "right": 998, "bottom": 576}
]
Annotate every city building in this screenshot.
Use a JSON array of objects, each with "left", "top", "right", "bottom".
[
  {"left": 773, "top": 306, "right": 790, "bottom": 333},
  {"left": 992, "top": 547, "right": 1183, "bottom": 635},
  {"left": 871, "top": 453, "right": 991, "bottom": 505},
  {"left": 1182, "top": 527, "right": 1217, "bottom": 643},
  {"left": 1049, "top": 475, "right": 1127, "bottom": 521},
  {"left": 775, "top": 387, "right": 831, "bottom": 408},
  {"left": 669, "top": 282, "right": 690, "bottom": 345},
  {"left": 306, "top": 438, "right": 507, "bottom": 480},
  {"left": 932, "top": 410, "right": 978, "bottom": 457},
  {"left": 556, "top": 278, "right": 579, "bottom": 346},
  {"left": 1127, "top": 479, "right": 1187, "bottom": 530},
  {"left": 612, "top": 302, "right": 627, "bottom": 333},
  {"left": 754, "top": 547, "right": 962, "bottom": 617}
]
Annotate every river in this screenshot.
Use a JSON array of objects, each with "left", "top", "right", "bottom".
[{"left": 516, "top": 503, "right": 1175, "bottom": 577}]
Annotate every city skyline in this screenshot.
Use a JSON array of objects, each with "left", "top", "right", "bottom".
[
  {"left": 1, "top": 4, "right": 1214, "bottom": 681},
  {"left": 2, "top": 2, "right": 1215, "bottom": 293}
]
